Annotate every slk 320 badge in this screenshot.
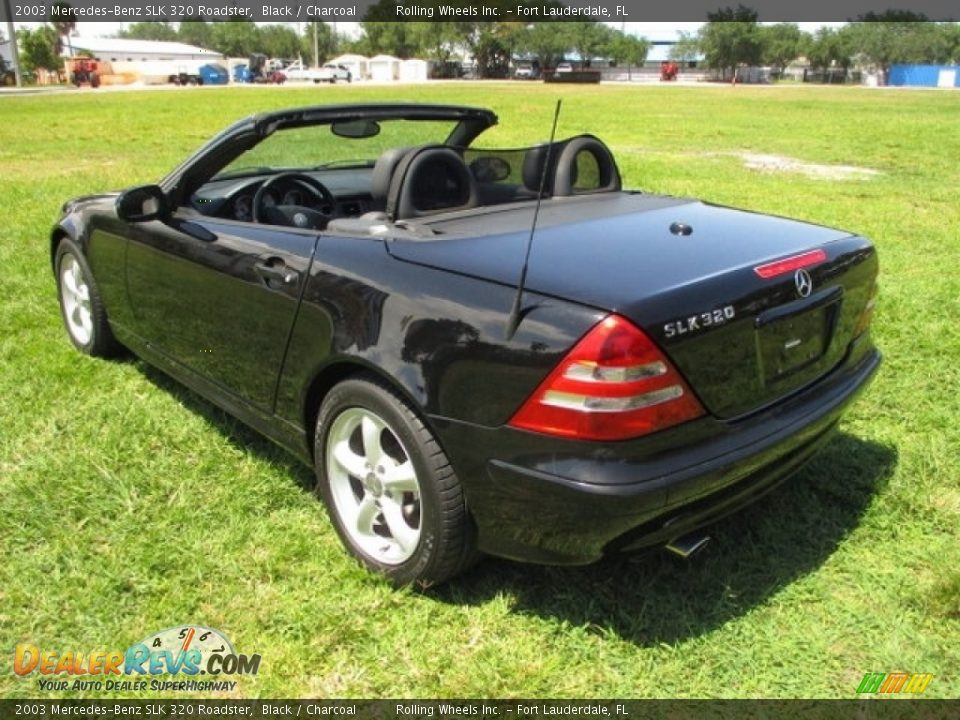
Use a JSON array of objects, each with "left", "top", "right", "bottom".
[{"left": 664, "top": 306, "right": 736, "bottom": 339}]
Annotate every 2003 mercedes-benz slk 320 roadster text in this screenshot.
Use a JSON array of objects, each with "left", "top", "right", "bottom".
[{"left": 53, "top": 103, "right": 880, "bottom": 586}]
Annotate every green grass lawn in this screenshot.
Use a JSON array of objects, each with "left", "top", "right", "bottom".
[{"left": 0, "top": 83, "right": 957, "bottom": 699}]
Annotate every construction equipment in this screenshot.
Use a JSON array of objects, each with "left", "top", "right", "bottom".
[
  {"left": 660, "top": 61, "right": 679, "bottom": 81},
  {"left": 68, "top": 57, "right": 101, "bottom": 88},
  {"left": 237, "top": 53, "right": 286, "bottom": 84}
]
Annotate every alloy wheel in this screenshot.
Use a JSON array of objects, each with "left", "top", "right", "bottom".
[
  {"left": 325, "top": 407, "right": 422, "bottom": 564},
  {"left": 59, "top": 253, "right": 94, "bottom": 346}
]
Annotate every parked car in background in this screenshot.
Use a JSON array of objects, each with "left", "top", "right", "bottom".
[
  {"left": 322, "top": 64, "right": 352, "bottom": 83},
  {"left": 282, "top": 61, "right": 327, "bottom": 83},
  {"left": 514, "top": 61, "right": 539, "bottom": 80},
  {"left": 51, "top": 103, "right": 880, "bottom": 587},
  {"left": 556, "top": 62, "right": 574, "bottom": 73},
  {"left": 284, "top": 61, "right": 348, "bottom": 84}
]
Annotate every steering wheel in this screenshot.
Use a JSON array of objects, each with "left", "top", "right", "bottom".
[{"left": 252, "top": 172, "right": 336, "bottom": 230}]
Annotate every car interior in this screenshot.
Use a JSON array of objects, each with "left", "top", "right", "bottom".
[{"left": 189, "top": 133, "right": 622, "bottom": 237}]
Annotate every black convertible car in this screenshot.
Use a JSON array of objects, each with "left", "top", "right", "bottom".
[{"left": 53, "top": 103, "right": 880, "bottom": 585}]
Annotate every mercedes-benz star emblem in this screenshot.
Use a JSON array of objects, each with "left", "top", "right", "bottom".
[{"left": 794, "top": 269, "right": 813, "bottom": 298}]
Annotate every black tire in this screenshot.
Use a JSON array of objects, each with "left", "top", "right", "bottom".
[
  {"left": 54, "top": 237, "right": 121, "bottom": 357},
  {"left": 90, "top": 72, "right": 100, "bottom": 88},
  {"left": 314, "top": 376, "right": 477, "bottom": 587}
]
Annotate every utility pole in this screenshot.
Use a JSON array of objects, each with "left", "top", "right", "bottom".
[
  {"left": 312, "top": 22, "right": 318, "bottom": 68},
  {"left": 3, "top": 0, "right": 22, "bottom": 86},
  {"left": 621, "top": 21, "right": 631, "bottom": 82}
]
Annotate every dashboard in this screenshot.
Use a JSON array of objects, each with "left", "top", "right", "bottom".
[{"left": 190, "top": 167, "right": 375, "bottom": 223}]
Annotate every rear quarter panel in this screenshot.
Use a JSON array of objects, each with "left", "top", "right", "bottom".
[{"left": 274, "top": 233, "right": 604, "bottom": 454}]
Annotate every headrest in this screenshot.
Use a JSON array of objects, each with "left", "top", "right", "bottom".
[
  {"left": 371, "top": 146, "right": 412, "bottom": 207},
  {"left": 521, "top": 142, "right": 562, "bottom": 193},
  {"left": 552, "top": 135, "right": 621, "bottom": 196},
  {"left": 387, "top": 146, "right": 478, "bottom": 220}
]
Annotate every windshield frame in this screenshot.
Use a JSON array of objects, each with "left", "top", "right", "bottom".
[
  {"left": 211, "top": 117, "right": 463, "bottom": 182},
  {"left": 162, "top": 103, "right": 498, "bottom": 206}
]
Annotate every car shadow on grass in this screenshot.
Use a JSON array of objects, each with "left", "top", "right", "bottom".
[
  {"left": 138, "top": 363, "right": 317, "bottom": 489},
  {"left": 430, "top": 433, "right": 897, "bottom": 647},
  {"left": 135, "top": 362, "right": 896, "bottom": 646}
]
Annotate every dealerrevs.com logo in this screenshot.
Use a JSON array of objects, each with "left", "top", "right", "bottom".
[{"left": 14, "top": 625, "right": 260, "bottom": 693}]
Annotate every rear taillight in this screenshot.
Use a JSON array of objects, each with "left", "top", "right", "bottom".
[{"left": 508, "top": 315, "right": 705, "bottom": 441}]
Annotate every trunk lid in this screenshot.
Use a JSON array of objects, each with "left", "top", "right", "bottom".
[{"left": 386, "top": 193, "right": 878, "bottom": 419}]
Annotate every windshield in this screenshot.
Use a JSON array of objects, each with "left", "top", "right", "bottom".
[{"left": 214, "top": 119, "right": 460, "bottom": 179}]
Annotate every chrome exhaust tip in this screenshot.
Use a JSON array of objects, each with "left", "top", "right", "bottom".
[{"left": 665, "top": 533, "right": 711, "bottom": 559}]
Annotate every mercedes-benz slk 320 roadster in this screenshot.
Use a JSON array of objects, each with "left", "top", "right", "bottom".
[{"left": 53, "top": 104, "right": 880, "bottom": 585}]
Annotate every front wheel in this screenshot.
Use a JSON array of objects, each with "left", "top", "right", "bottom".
[
  {"left": 55, "top": 237, "right": 120, "bottom": 357},
  {"left": 314, "top": 377, "right": 477, "bottom": 587}
]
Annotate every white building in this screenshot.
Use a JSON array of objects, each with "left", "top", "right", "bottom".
[
  {"left": 63, "top": 37, "right": 224, "bottom": 85},
  {"left": 399, "top": 59, "right": 429, "bottom": 82},
  {"left": 66, "top": 37, "right": 222, "bottom": 64},
  {"left": 368, "top": 54, "right": 400, "bottom": 82}
]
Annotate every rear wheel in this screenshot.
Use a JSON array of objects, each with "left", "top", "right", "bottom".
[
  {"left": 314, "top": 377, "right": 477, "bottom": 587},
  {"left": 55, "top": 238, "right": 120, "bottom": 357}
]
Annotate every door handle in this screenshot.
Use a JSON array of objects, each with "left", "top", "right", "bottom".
[{"left": 254, "top": 260, "right": 298, "bottom": 286}]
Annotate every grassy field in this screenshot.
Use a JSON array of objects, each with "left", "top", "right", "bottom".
[{"left": 0, "top": 82, "right": 958, "bottom": 699}]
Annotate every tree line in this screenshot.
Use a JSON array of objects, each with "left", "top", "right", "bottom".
[
  {"left": 685, "top": 8, "right": 960, "bottom": 80},
  {"left": 12, "top": 12, "right": 960, "bottom": 82}
]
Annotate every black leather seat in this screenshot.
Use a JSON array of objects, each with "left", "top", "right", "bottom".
[{"left": 325, "top": 146, "right": 412, "bottom": 235}]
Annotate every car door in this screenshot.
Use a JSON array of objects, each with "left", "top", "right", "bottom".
[{"left": 124, "top": 214, "right": 317, "bottom": 412}]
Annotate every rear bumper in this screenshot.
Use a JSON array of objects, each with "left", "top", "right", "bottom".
[{"left": 432, "top": 341, "right": 881, "bottom": 565}]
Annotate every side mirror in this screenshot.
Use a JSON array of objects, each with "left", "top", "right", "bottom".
[{"left": 116, "top": 185, "right": 168, "bottom": 223}]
